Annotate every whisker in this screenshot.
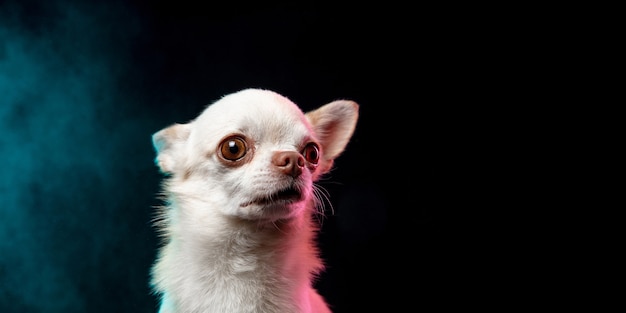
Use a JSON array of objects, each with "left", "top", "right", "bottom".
[{"left": 312, "top": 183, "right": 335, "bottom": 227}]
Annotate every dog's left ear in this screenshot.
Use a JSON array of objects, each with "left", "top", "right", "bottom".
[
  {"left": 152, "top": 123, "right": 191, "bottom": 174},
  {"left": 305, "top": 100, "right": 359, "bottom": 175}
]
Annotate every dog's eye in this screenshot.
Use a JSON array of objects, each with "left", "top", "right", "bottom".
[
  {"left": 302, "top": 143, "right": 319, "bottom": 165},
  {"left": 220, "top": 136, "right": 247, "bottom": 161}
]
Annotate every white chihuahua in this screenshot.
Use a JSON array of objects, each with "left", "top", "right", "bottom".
[{"left": 150, "top": 88, "right": 359, "bottom": 313}]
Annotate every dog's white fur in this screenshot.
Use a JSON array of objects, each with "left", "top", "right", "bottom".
[{"left": 150, "top": 88, "right": 359, "bottom": 313}]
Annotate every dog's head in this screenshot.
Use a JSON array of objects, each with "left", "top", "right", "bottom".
[{"left": 152, "top": 89, "right": 358, "bottom": 222}]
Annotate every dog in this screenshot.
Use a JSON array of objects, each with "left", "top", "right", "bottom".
[{"left": 150, "top": 88, "right": 359, "bottom": 313}]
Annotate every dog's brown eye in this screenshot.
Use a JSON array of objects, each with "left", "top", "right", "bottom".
[
  {"left": 220, "top": 136, "right": 247, "bottom": 161},
  {"left": 302, "top": 143, "right": 319, "bottom": 164}
]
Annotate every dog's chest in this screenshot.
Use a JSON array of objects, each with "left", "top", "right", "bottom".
[{"left": 171, "top": 246, "right": 300, "bottom": 312}]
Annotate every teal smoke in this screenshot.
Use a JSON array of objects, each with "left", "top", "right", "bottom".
[{"left": 1, "top": 2, "right": 159, "bottom": 312}]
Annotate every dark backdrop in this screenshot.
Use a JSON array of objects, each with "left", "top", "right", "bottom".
[{"left": 0, "top": 0, "right": 502, "bottom": 312}]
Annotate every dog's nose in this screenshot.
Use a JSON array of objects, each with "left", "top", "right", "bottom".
[{"left": 272, "top": 151, "right": 305, "bottom": 178}]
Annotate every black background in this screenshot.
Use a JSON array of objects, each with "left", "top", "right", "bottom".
[{"left": 0, "top": 0, "right": 514, "bottom": 312}]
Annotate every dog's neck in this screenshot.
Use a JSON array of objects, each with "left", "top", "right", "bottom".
[
  {"left": 170, "top": 200, "right": 319, "bottom": 256},
  {"left": 153, "top": 198, "right": 325, "bottom": 312}
]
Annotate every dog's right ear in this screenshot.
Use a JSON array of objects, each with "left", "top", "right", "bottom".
[{"left": 152, "top": 123, "right": 191, "bottom": 174}]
